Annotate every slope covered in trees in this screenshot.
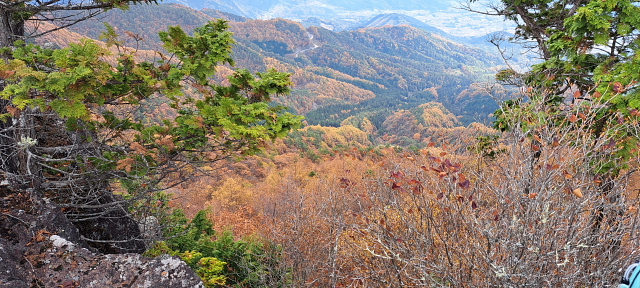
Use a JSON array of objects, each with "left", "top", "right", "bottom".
[
  {"left": 166, "top": 0, "right": 640, "bottom": 285},
  {"left": 4, "top": 0, "right": 640, "bottom": 287},
  {"left": 1, "top": 5, "right": 303, "bottom": 283},
  {"left": 61, "top": 3, "right": 506, "bottom": 135}
]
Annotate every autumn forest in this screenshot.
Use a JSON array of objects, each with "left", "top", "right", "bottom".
[{"left": 1, "top": 0, "right": 640, "bottom": 287}]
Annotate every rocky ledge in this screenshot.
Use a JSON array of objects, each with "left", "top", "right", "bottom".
[{"left": 0, "top": 185, "right": 204, "bottom": 288}]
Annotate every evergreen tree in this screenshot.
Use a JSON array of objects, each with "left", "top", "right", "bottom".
[{"left": 0, "top": 19, "right": 302, "bottom": 252}]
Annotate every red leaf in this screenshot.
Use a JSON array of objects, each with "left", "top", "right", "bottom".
[
  {"left": 339, "top": 178, "right": 351, "bottom": 188},
  {"left": 437, "top": 192, "right": 444, "bottom": 200},
  {"left": 613, "top": 81, "right": 625, "bottom": 94},
  {"left": 545, "top": 164, "right": 559, "bottom": 170},
  {"left": 471, "top": 201, "right": 478, "bottom": 209},
  {"left": 391, "top": 171, "right": 404, "bottom": 179},
  {"left": 458, "top": 179, "right": 471, "bottom": 189},
  {"left": 604, "top": 139, "right": 616, "bottom": 149}
]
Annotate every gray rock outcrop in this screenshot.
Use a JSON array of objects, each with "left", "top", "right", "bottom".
[{"left": 0, "top": 183, "right": 204, "bottom": 288}]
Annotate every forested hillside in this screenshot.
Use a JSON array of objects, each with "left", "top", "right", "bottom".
[
  {"left": 63, "top": 3, "right": 505, "bottom": 136},
  {"left": 5, "top": 0, "right": 639, "bottom": 286}
]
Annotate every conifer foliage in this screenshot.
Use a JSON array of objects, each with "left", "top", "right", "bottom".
[{"left": 0, "top": 19, "right": 302, "bottom": 252}]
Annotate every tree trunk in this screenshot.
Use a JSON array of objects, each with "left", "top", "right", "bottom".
[
  {"left": 0, "top": 9, "right": 24, "bottom": 185},
  {"left": 0, "top": 9, "right": 24, "bottom": 48},
  {"left": 0, "top": 100, "right": 19, "bottom": 182}
]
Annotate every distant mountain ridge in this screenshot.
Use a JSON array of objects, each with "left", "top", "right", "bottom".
[
  {"left": 351, "top": 13, "right": 449, "bottom": 36},
  {"left": 168, "top": 0, "right": 452, "bottom": 17},
  {"left": 163, "top": 0, "right": 512, "bottom": 37}
]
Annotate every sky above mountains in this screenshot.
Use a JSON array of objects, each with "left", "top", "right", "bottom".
[{"left": 167, "top": 0, "right": 513, "bottom": 36}]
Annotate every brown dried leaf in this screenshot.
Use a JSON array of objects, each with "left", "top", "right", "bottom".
[
  {"left": 563, "top": 170, "right": 573, "bottom": 179},
  {"left": 574, "top": 90, "right": 582, "bottom": 98},
  {"left": 572, "top": 188, "right": 583, "bottom": 198},
  {"left": 0, "top": 70, "right": 15, "bottom": 78},
  {"left": 594, "top": 175, "right": 602, "bottom": 184},
  {"left": 578, "top": 113, "right": 587, "bottom": 120},
  {"left": 6, "top": 106, "right": 20, "bottom": 117},
  {"left": 116, "top": 157, "right": 136, "bottom": 173},
  {"left": 155, "top": 135, "right": 175, "bottom": 149},
  {"left": 89, "top": 113, "right": 106, "bottom": 123},
  {"left": 130, "top": 142, "right": 147, "bottom": 155},
  {"left": 593, "top": 91, "right": 602, "bottom": 98}
]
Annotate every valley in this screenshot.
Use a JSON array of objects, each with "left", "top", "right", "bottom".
[
  {"left": 3, "top": 0, "right": 637, "bottom": 286},
  {"left": 58, "top": 3, "right": 511, "bottom": 149}
]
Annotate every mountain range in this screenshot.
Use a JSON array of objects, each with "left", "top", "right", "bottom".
[
  {"left": 163, "top": 0, "right": 513, "bottom": 37},
  {"left": 167, "top": 0, "right": 454, "bottom": 17},
  {"left": 42, "top": 3, "right": 514, "bottom": 146}
]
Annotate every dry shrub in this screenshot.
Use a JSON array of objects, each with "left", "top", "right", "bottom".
[
  {"left": 337, "top": 125, "right": 640, "bottom": 287},
  {"left": 258, "top": 119, "right": 640, "bottom": 287},
  {"left": 256, "top": 153, "right": 382, "bottom": 286}
]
